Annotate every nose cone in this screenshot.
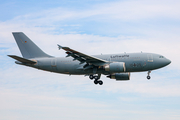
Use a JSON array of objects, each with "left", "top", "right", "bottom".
[
  {"left": 160, "top": 58, "right": 171, "bottom": 68},
  {"left": 166, "top": 59, "right": 171, "bottom": 65},
  {"left": 154, "top": 58, "right": 171, "bottom": 69}
]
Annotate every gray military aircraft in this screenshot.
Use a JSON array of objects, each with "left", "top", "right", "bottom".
[{"left": 8, "top": 32, "right": 171, "bottom": 85}]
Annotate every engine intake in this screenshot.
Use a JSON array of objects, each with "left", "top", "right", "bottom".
[
  {"left": 107, "top": 73, "right": 130, "bottom": 80},
  {"left": 104, "top": 62, "right": 126, "bottom": 73}
]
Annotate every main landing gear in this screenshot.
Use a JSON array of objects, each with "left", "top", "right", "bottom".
[
  {"left": 147, "top": 71, "right": 151, "bottom": 80},
  {"left": 89, "top": 74, "right": 103, "bottom": 85}
]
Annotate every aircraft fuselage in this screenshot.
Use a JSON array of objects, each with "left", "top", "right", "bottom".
[{"left": 21, "top": 52, "right": 170, "bottom": 75}]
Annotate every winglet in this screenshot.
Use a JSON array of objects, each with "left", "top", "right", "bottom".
[{"left": 57, "top": 44, "right": 63, "bottom": 50}]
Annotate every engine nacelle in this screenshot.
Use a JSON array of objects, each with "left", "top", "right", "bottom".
[
  {"left": 107, "top": 73, "right": 130, "bottom": 80},
  {"left": 104, "top": 62, "right": 126, "bottom": 73}
]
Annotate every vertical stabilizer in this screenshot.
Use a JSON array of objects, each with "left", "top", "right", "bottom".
[{"left": 12, "top": 32, "right": 52, "bottom": 58}]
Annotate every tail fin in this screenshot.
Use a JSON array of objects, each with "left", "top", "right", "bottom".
[{"left": 12, "top": 32, "right": 52, "bottom": 58}]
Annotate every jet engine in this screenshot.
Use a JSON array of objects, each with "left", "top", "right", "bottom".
[
  {"left": 107, "top": 73, "right": 130, "bottom": 80},
  {"left": 104, "top": 62, "right": 126, "bottom": 73}
]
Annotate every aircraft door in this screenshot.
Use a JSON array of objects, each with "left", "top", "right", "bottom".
[
  {"left": 147, "top": 54, "right": 153, "bottom": 70},
  {"left": 147, "top": 54, "right": 153, "bottom": 62},
  {"left": 51, "top": 58, "right": 57, "bottom": 72}
]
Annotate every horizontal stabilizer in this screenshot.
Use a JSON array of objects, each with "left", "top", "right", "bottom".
[{"left": 8, "top": 55, "right": 36, "bottom": 64}]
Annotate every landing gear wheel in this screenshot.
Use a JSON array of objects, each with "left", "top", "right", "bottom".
[
  {"left": 98, "top": 81, "right": 103, "bottom": 85},
  {"left": 89, "top": 75, "right": 94, "bottom": 80},
  {"left": 147, "top": 71, "right": 151, "bottom": 80},
  {"left": 91, "top": 74, "right": 103, "bottom": 85},
  {"left": 94, "top": 76, "right": 99, "bottom": 80},
  {"left": 94, "top": 80, "right": 99, "bottom": 84}
]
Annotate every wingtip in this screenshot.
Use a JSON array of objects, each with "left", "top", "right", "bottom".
[
  {"left": 7, "top": 55, "right": 13, "bottom": 57},
  {"left": 57, "top": 44, "right": 62, "bottom": 50}
]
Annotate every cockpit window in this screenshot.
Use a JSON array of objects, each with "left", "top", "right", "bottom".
[{"left": 159, "top": 56, "right": 164, "bottom": 58}]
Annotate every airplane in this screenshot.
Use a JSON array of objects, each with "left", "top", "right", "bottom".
[{"left": 8, "top": 32, "right": 171, "bottom": 85}]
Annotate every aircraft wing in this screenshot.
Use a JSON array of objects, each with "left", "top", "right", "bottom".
[{"left": 58, "top": 45, "right": 108, "bottom": 66}]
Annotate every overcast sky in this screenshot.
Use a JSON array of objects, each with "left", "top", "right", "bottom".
[{"left": 0, "top": 0, "right": 180, "bottom": 120}]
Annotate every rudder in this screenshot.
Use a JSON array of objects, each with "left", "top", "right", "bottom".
[{"left": 12, "top": 32, "right": 52, "bottom": 58}]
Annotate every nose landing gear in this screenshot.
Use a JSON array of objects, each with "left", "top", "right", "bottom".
[
  {"left": 147, "top": 71, "right": 151, "bottom": 80},
  {"left": 89, "top": 74, "right": 103, "bottom": 85}
]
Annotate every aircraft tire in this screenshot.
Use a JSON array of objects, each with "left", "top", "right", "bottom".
[
  {"left": 147, "top": 76, "right": 151, "bottom": 79},
  {"left": 89, "top": 75, "right": 94, "bottom": 80},
  {"left": 94, "top": 80, "right": 99, "bottom": 84},
  {"left": 94, "top": 76, "right": 99, "bottom": 80},
  {"left": 99, "top": 81, "right": 103, "bottom": 85}
]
